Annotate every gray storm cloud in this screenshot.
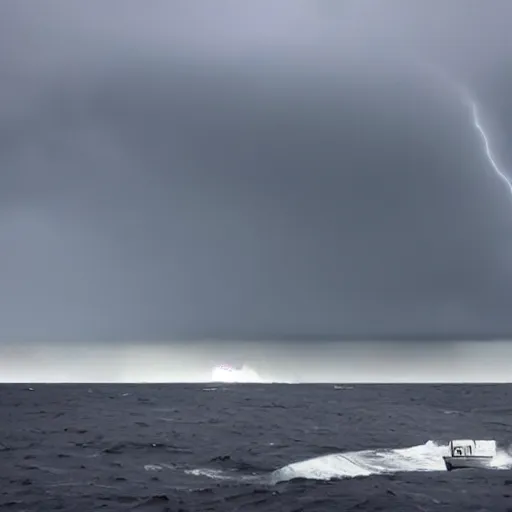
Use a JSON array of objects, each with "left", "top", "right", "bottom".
[{"left": 0, "top": 0, "right": 511, "bottom": 343}]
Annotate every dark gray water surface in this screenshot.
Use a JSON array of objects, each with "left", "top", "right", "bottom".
[{"left": 2, "top": 384, "right": 512, "bottom": 511}]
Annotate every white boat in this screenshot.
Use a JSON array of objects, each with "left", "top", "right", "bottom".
[{"left": 443, "top": 439, "right": 496, "bottom": 471}]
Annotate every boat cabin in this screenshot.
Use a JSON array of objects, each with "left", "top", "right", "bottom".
[{"left": 448, "top": 439, "right": 496, "bottom": 458}]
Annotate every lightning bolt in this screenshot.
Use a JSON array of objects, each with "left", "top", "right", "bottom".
[
  {"left": 419, "top": 63, "right": 512, "bottom": 200},
  {"left": 464, "top": 96, "right": 512, "bottom": 196}
]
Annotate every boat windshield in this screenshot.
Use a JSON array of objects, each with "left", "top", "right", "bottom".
[{"left": 451, "top": 444, "right": 472, "bottom": 457}]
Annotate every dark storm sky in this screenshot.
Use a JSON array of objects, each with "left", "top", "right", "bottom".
[{"left": 1, "top": 0, "right": 512, "bottom": 342}]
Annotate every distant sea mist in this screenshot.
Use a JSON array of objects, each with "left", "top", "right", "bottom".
[{"left": 0, "top": 339, "right": 510, "bottom": 383}]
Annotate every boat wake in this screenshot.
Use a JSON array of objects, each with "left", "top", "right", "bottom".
[
  {"left": 185, "top": 441, "right": 512, "bottom": 485},
  {"left": 271, "top": 441, "right": 447, "bottom": 483},
  {"left": 272, "top": 441, "right": 512, "bottom": 483}
]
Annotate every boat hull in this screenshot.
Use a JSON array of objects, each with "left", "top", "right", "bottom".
[{"left": 443, "top": 456, "right": 494, "bottom": 471}]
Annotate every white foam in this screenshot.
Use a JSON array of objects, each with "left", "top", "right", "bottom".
[
  {"left": 184, "top": 468, "right": 242, "bottom": 481},
  {"left": 490, "top": 446, "right": 512, "bottom": 469},
  {"left": 144, "top": 464, "right": 163, "bottom": 472},
  {"left": 270, "top": 441, "right": 512, "bottom": 483}
]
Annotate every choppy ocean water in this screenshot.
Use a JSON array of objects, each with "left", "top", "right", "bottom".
[{"left": 2, "top": 383, "right": 512, "bottom": 511}]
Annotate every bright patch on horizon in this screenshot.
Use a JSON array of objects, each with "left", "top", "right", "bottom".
[{"left": 211, "top": 364, "right": 267, "bottom": 383}]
